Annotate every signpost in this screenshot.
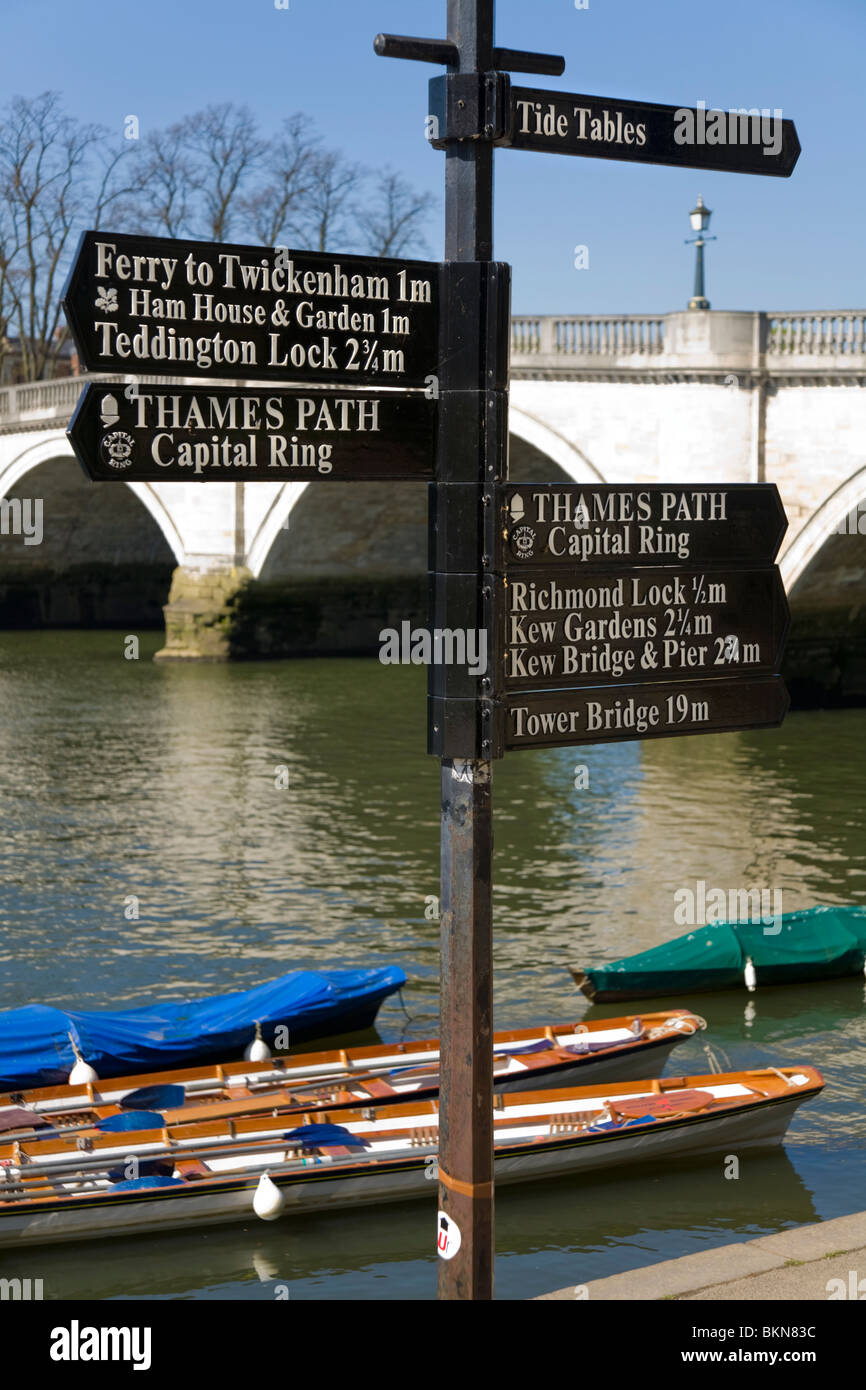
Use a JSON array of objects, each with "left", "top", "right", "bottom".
[
  {"left": 68, "top": 382, "right": 435, "bottom": 482},
  {"left": 500, "top": 87, "right": 801, "bottom": 177},
  {"left": 377, "top": 0, "right": 800, "bottom": 1301},
  {"left": 504, "top": 677, "right": 790, "bottom": 751},
  {"left": 63, "top": 232, "right": 439, "bottom": 388},
  {"left": 62, "top": 0, "right": 801, "bottom": 1305}
]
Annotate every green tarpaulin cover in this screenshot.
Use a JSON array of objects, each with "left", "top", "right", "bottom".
[{"left": 578, "top": 905, "right": 866, "bottom": 1001}]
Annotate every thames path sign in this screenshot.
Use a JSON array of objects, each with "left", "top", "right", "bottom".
[
  {"left": 63, "top": 232, "right": 439, "bottom": 388},
  {"left": 68, "top": 383, "right": 435, "bottom": 482},
  {"left": 499, "top": 484, "right": 788, "bottom": 568},
  {"left": 494, "top": 481, "right": 790, "bottom": 740}
]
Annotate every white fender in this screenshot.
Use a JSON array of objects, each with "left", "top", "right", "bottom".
[
  {"left": 744, "top": 958, "right": 757, "bottom": 992},
  {"left": 67, "top": 1034, "right": 98, "bottom": 1085},
  {"left": 245, "top": 1021, "right": 272, "bottom": 1063},
  {"left": 253, "top": 1171, "right": 286, "bottom": 1221}
]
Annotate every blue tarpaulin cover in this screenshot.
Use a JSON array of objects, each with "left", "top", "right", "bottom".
[
  {"left": 281, "top": 1123, "right": 369, "bottom": 1149},
  {"left": 0, "top": 966, "right": 407, "bottom": 1090}
]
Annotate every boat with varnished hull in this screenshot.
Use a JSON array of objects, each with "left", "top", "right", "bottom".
[
  {"left": 0, "top": 1065, "right": 822, "bottom": 1247},
  {"left": 0, "top": 1010, "right": 704, "bottom": 1136}
]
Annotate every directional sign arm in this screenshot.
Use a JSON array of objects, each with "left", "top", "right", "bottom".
[
  {"left": 502, "top": 677, "right": 790, "bottom": 750},
  {"left": 502, "top": 88, "right": 801, "bottom": 177}
]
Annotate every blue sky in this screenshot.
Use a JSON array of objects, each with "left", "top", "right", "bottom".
[{"left": 6, "top": 0, "right": 864, "bottom": 313}]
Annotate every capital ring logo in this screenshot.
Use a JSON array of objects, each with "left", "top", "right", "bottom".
[
  {"left": 100, "top": 430, "right": 135, "bottom": 470},
  {"left": 511, "top": 524, "right": 536, "bottom": 559}
]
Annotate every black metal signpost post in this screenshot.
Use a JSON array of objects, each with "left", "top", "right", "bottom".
[
  {"left": 384, "top": 1, "right": 504, "bottom": 1304},
  {"left": 377, "top": 0, "right": 572, "bottom": 1303},
  {"left": 62, "top": 0, "right": 801, "bottom": 1305}
]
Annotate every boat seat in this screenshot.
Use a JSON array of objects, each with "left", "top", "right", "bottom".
[
  {"left": 360, "top": 1078, "right": 397, "bottom": 1099},
  {"left": 173, "top": 1159, "right": 210, "bottom": 1180}
]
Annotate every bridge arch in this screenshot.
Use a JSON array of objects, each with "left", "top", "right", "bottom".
[
  {"left": 508, "top": 405, "right": 606, "bottom": 483},
  {"left": 245, "top": 409, "right": 606, "bottom": 580},
  {"left": 246, "top": 481, "right": 311, "bottom": 579},
  {"left": 0, "top": 432, "right": 185, "bottom": 565},
  {"left": 0, "top": 433, "right": 181, "bottom": 628},
  {"left": 782, "top": 466, "right": 866, "bottom": 592}
]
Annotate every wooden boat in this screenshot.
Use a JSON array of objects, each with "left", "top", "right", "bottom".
[
  {"left": 572, "top": 905, "right": 866, "bottom": 1003},
  {"left": 0, "top": 966, "right": 408, "bottom": 1091},
  {"left": 0, "top": 1066, "right": 823, "bottom": 1247},
  {"left": 0, "top": 1009, "right": 704, "bottom": 1136}
]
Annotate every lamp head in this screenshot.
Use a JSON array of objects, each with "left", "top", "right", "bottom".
[{"left": 689, "top": 194, "right": 712, "bottom": 233}]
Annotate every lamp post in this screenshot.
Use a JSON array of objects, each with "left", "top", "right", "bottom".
[{"left": 686, "top": 194, "right": 716, "bottom": 309}]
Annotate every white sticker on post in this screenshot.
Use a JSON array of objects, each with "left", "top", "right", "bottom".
[
  {"left": 451, "top": 760, "right": 474, "bottom": 783},
  {"left": 437, "top": 1210, "right": 462, "bottom": 1260}
]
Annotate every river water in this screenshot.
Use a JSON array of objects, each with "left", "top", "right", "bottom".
[{"left": 0, "top": 631, "right": 863, "bottom": 1300}]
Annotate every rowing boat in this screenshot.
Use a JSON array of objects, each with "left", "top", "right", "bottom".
[
  {"left": 0, "top": 965, "right": 407, "bottom": 1090},
  {"left": 0, "top": 1009, "right": 704, "bottom": 1136},
  {"left": 572, "top": 905, "right": 866, "bottom": 1002},
  {"left": 0, "top": 1066, "right": 822, "bottom": 1247}
]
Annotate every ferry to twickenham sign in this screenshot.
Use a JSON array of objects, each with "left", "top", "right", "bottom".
[{"left": 63, "top": 232, "right": 439, "bottom": 388}]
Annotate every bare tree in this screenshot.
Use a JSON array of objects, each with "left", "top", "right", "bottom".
[
  {"left": 239, "top": 113, "right": 319, "bottom": 247},
  {"left": 300, "top": 148, "right": 365, "bottom": 253},
  {"left": 182, "top": 102, "right": 268, "bottom": 243},
  {"left": 355, "top": 169, "right": 436, "bottom": 258},
  {"left": 124, "top": 123, "right": 196, "bottom": 238},
  {"left": 0, "top": 91, "right": 135, "bottom": 381}
]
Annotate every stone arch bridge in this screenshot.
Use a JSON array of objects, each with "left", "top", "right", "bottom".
[{"left": 1, "top": 307, "right": 865, "bottom": 698}]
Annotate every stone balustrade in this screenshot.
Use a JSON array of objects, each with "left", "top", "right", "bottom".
[
  {"left": 510, "top": 309, "right": 866, "bottom": 376},
  {"left": 511, "top": 315, "right": 666, "bottom": 360},
  {"left": 767, "top": 312, "right": 866, "bottom": 356}
]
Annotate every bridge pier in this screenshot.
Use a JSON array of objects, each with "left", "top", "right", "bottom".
[{"left": 154, "top": 564, "right": 253, "bottom": 662}]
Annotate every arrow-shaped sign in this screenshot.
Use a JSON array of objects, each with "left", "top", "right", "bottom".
[
  {"left": 67, "top": 382, "right": 435, "bottom": 483},
  {"left": 499, "top": 484, "right": 789, "bottom": 571},
  {"left": 62, "top": 230, "right": 440, "bottom": 388},
  {"left": 501, "top": 88, "right": 800, "bottom": 177},
  {"left": 504, "top": 676, "right": 790, "bottom": 750},
  {"left": 498, "top": 565, "right": 790, "bottom": 692}
]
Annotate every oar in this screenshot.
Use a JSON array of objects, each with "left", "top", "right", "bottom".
[
  {"left": 0, "top": 1060, "right": 428, "bottom": 1144},
  {"left": 0, "top": 1121, "right": 377, "bottom": 1181},
  {"left": 0, "top": 1132, "right": 421, "bottom": 1190}
]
